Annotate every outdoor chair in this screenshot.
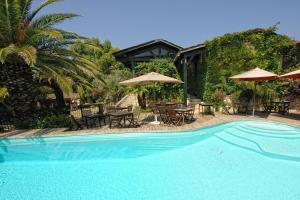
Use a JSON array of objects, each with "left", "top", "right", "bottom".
[
  {"left": 81, "top": 108, "right": 93, "bottom": 124},
  {"left": 262, "top": 100, "right": 274, "bottom": 113},
  {"left": 70, "top": 115, "right": 84, "bottom": 130},
  {"left": 279, "top": 102, "right": 290, "bottom": 115},
  {"left": 222, "top": 104, "right": 232, "bottom": 115},
  {"left": 187, "top": 103, "right": 196, "bottom": 121},
  {"left": 166, "top": 109, "right": 183, "bottom": 126},
  {"left": 157, "top": 106, "right": 169, "bottom": 124},
  {"left": 96, "top": 104, "right": 106, "bottom": 126},
  {"left": 150, "top": 103, "right": 159, "bottom": 115},
  {"left": 109, "top": 116, "right": 123, "bottom": 128},
  {"left": 126, "top": 106, "right": 141, "bottom": 127},
  {"left": 81, "top": 106, "right": 104, "bottom": 128}
]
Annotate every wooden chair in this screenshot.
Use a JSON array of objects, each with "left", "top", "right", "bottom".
[
  {"left": 279, "top": 102, "right": 290, "bottom": 115},
  {"left": 262, "top": 100, "right": 274, "bottom": 113},
  {"left": 109, "top": 116, "right": 123, "bottom": 128},
  {"left": 157, "top": 106, "right": 169, "bottom": 124},
  {"left": 166, "top": 109, "right": 183, "bottom": 126},
  {"left": 81, "top": 106, "right": 104, "bottom": 128},
  {"left": 70, "top": 115, "right": 84, "bottom": 130},
  {"left": 126, "top": 106, "right": 141, "bottom": 127},
  {"left": 222, "top": 105, "right": 232, "bottom": 115},
  {"left": 187, "top": 104, "right": 196, "bottom": 121},
  {"left": 80, "top": 108, "right": 94, "bottom": 128},
  {"left": 96, "top": 104, "right": 106, "bottom": 126}
]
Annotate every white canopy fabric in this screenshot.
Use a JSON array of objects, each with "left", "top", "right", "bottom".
[
  {"left": 230, "top": 67, "right": 278, "bottom": 116},
  {"left": 280, "top": 69, "right": 300, "bottom": 79},
  {"left": 119, "top": 72, "right": 183, "bottom": 86}
]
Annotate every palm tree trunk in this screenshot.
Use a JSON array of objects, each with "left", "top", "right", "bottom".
[
  {"left": 40, "top": 79, "right": 66, "bottom": 108},
  {"left": 50, "top": 81, "right": 66, "bottom": 108},
  {"left": 2, "top": 57, "right": 37, "bottom": 129}
]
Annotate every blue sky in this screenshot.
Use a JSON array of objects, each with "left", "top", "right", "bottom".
[{"left": 33, "top": 0, "right": 300, "bottom": 49}]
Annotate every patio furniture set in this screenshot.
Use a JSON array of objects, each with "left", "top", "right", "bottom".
[
  {"left": 233, "top": 100, "right": 290, "bottom": 115},
  {"left": 152, "top": 102, "right": 196, "bottom": 126},
  {"left": 71, "top": 104, "right": 140, "bottom": 129},
  {"left": 72, "top": 100, "right": 218, "bottom": 129}
]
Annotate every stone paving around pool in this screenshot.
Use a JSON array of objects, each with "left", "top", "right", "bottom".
[{"left": 1, "top": 111, "right": 299, "bottom": 138}]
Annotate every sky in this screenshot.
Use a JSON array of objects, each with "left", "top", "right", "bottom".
[{"left": 33, "top": 0, "right": 300, "bottom": 49}]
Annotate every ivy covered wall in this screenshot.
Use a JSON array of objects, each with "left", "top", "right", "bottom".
[{"left": 199, "top": 27, "right": 298, "bottom": 101}]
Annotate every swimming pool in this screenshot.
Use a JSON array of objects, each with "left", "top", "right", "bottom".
[{"left": 1, "top": 120, "right": 300, "bottom": 200}]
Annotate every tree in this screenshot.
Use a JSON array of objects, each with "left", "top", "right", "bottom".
[
  {"left": 70, "top": 38, "right": 131, "bottom": 103},
  {"left": 0, "top": 0, "right": 99, "bottom": 128}
]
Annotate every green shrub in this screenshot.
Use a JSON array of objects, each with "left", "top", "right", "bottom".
[
  {"left": 30, "top": 114, "right": 71, "bottom": 129},
  {"left": 212, "top": 89, "right": 225, "bottom": 111}
]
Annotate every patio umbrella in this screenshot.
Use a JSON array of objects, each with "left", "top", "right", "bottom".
[
  {"left": 119, "top": 72, "right": 183, "bottom": 86},
  {"left": 280, "top": 69, "right": 300, "bottom": 79},
  {"left": 230, "top": 67, "right": 278, "bottom": 115},
  {"left": 120, "top": 72, "right": 183, "bottom": 124}
]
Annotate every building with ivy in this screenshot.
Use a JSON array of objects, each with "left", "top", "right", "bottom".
[
  {"left": 114, "top": 36, "right": 300, "bottom": 103},
  {"left": 113, "top": 39, "right": 207, "bottom": 103}
]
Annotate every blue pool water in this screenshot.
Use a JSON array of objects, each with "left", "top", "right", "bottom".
[{"left": 1, "top": 120, "right": 300, "bottom": 200}]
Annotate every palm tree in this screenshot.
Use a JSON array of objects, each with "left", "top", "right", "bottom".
[{"left": 0, "top": 0, "right": 99, "bottom": 128}]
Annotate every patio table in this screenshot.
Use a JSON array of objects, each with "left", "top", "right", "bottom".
[
  {"left": 199, "top": 103, "right": 214, "bottom": 115},
  {"left": 108, "top": 111, "right": 134, "bottom": 128},
  {"left": 174, "top": 108, "right": 193, "bottom": 123}
]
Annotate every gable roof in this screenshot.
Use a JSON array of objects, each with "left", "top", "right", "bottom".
[
  {"left": 174, "top": 43, "right": 206, "bottom": 62},
  {"left": 113, "top": 39, "right": 183, "bottom": 57}
]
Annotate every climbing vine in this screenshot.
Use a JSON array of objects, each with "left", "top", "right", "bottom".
[{"left": 202, "top": 26, "right": 296, "bottom": 101}]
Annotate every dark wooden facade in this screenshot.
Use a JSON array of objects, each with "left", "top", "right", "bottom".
[
  {"left": 175, "top": 44, "right": 207, "bottom": 104},
  {"left": 113, "top": 39, "right": 182, "bottom": 75}
]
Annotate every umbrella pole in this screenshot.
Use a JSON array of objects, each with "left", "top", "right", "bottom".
[
  {"left": 150, "top": 83, "right": 159, "bottom": 125},
  {"left": 253, "top": 81, "right": 256, "bottom": 116}
]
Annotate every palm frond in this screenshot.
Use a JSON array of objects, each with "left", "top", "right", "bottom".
[
  {"left": 31, "top": 13, "right": 78, "bottom": 29},
  {"left": 25, "top": 28, "right": 64, "bottom": 45},
  {"left": 0, "top": 0, "right": 12, "bottom": 40},
  {"left": 34, "top": 64, "right": 73, "bottom": 94},
  {"left": 27, "top": 0, "right": 62, "bottom": 22},
  {"left": 0, "top": 44, "right": 36, "bottom": 65},
  {"left": 0, "top": 87, "right": 8, "bottom": 101},
  {"left": 19, "top": 0, "right": 33, "bottom": 18}
]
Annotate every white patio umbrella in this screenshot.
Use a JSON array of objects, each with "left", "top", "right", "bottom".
[
  {"left": 280, "top": 69, "right": 300, "bottom": 79},
  {"left": 120, "top": 72, "right": 183, "bottom": 124},
  {"left": 230, "top": 67, "right": 278, "bottom": 115},
  {"left": 119, "top": 72, "right": 183, "bottom": 86}
]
